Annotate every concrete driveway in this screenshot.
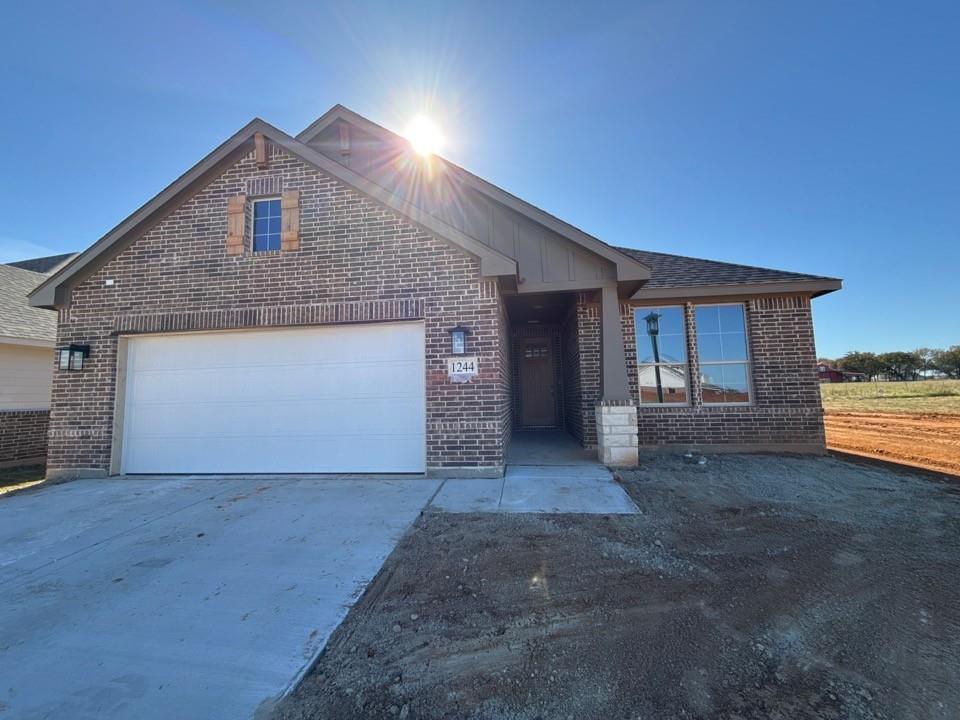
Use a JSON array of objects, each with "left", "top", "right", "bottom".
[{"left": 0, "top": 475, "right": 441, "bottom": 720}]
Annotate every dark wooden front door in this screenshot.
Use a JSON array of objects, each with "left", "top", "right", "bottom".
[{"left": 519, "top": 337, "right": 558, "bottom": 427}]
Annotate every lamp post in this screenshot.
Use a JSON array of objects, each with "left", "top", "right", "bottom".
[{"left": 644, "top": 312, "right": 664, "bottom": 403}]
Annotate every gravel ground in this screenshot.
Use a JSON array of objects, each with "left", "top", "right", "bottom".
[{"left": 273, "top": 454, "right": 960, "bottom": 720}]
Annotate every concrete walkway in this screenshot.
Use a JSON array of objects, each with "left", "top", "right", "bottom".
[
  {"left": 430, "top": 465, "right": 639, "bottom": 514},
  {"left": 0, "top": 475, "right": 440, "bottom": 720}
]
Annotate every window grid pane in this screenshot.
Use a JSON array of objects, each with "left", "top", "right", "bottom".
[
  {"left": 695, "top": 304, "right": 751, "bottom": 404},
  {"left": 635, "top": 306, "right": 689, "bottom": 405},
  {"left": 253, "top": 199, "right": 282, "bottom": 252}
]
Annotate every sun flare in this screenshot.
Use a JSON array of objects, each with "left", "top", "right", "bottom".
[{"left": 405, "top": 114, "right": 445, "bottom": 156}]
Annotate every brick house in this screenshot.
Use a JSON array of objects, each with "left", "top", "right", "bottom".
[{"left": 29, "top": 105, "right": 841, "bottom": 480}]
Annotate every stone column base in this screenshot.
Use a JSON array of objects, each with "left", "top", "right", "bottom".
[{"left": 595, "top": 402, "right": 639, "bottom": 467}]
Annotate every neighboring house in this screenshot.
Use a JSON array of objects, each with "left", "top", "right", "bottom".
[
  {"left": 817, "top": 362, "right": 866, "bottom": 383},
  {"left": 29, "top": 105, "right": 841, "bottom": 480},
  {"left": 0, "top": 255, "right": 76, "bottom": 466}
]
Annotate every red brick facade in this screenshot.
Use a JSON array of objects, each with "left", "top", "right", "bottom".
[
  {"left": 47, "top": 142, "right": 826, "bottom": 478},
  {"left": 48, "top": 144, "right": 510, "bottom": 476},
  {"left": 0, "top": 410, "right": 48, "bottom": 465},
  {"left": 570, "top": 293, "right": 825, "bottom": 451}
]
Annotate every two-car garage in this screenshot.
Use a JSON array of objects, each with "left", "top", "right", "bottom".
[{"left": 118, "top": 322, "right": 426, "bottom": 474}]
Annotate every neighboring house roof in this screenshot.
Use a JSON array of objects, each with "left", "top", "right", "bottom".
[
  {"left": 8, "top": 253, "right": 78, "bottom": 274},
  {"left": 618, "top": 248, "right": 841, "bottom": 298},
  {"left": 0, "top": 264, "right": 57, "bottom": 344}
]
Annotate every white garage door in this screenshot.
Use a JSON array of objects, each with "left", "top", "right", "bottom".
[{"left": 120, "top": 323, "right": 425, "bottom": 474}]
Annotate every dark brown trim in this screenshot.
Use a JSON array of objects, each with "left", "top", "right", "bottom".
[{"left": 631, "top": 279, "right": 841, "bottom": 301}]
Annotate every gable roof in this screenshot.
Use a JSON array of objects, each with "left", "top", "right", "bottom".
[
  {"left": 0, "top": 264, "right": 57, "bottom": 344},
  {"left": 30, "top": 119, "right": 517, "bottom": 308},
  {"left": 618, "top": 248, "right": 841, "bottom": 298},
  {"left": 298, "top": 105, "right": 651, "bottom": 283},
  {"left": 8, "top": 253, "right": 78, "bottom": 274}
]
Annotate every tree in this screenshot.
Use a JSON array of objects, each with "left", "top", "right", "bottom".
[
  {"left": 877, "top": 351, "right": 922, "bottom": 381},
  {"left": 836, "top": 351, "right": 883, "bottom": 380},
  {"left": 933, "top": 346, "right": 960, "bottom": 379},
  {"left": 915, "top": 348, "right": 937, "bottom": 378}
]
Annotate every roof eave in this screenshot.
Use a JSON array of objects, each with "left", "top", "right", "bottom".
[{"left": 631, "top": 278, "right": 842, "bottom": 301}]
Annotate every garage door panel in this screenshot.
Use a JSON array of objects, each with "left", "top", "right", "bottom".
[
  {"left": 128, "top": 325, "right": 424, "bottom": 370},
  {"left": 121, "top": 323, "right": 426, "bottom": 474},
  {"left": 126, "top": 396, "right": 427, "bottom": 438},
  {"left": 128, "top": 360, "right": 424, "bottom": 404},
  {"left": 122, "top": 435, "right": 425, "bottom": 474}
]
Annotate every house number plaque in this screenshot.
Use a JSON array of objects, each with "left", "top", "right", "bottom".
[{"left": 448, "top": 357, "right": 478, "bottom": 383}]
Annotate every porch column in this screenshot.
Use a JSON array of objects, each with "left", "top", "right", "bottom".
[{"left": 596, "top": 284, "right": 639, "bottom": 466}]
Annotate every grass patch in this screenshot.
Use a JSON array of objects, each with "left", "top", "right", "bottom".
[
  {"left": 0, "top": 464, "right": 45, "bottom": 495},
  {"left": 821, "top": 379, "right": 960, "bottom": 415}
]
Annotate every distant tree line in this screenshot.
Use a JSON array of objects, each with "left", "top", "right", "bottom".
[{"left": 820, "top": 347, "right": 960, "bottom": 381}]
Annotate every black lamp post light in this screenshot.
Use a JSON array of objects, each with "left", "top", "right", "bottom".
[
  {"left": 56, "top": 344, "right": 90, "bottom": 371},
  {"left": 448, "top": 324, "right": 471, "bottom": 355},
  {"left": 643, "top": 312, "right": 664, "bottom": 403}
]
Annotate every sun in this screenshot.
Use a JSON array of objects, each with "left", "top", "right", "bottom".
[{"left": 404, "top": 114, "right": 445, "bottom": 156}]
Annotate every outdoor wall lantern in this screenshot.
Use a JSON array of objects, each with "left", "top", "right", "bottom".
[
  {"left": 448, "top": 325, "right": 471, "bottom": 355},
  {"left": 57, "top": 344, "right": 90, "bottom": 371},
  {"left": 643, "top": 312, "right": 664, "bottom": 404}
]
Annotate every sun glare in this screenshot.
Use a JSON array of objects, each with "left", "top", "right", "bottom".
[{"left": 405, "top": 114, "right": 445, "bottom": 156}]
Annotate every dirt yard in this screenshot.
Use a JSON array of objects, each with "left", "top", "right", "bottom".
[
  {"left": 273, "top": 454, "right": 960, "bottom": 720},
  {"left": 824, "top": 412, "right": 960, "bottom": 476}
]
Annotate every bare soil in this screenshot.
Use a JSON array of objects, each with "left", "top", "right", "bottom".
[
  {"left": 824, "top": 411, "right": 960, "bottom": 476},
  {"left": 273, "top": 454, "right": 960, "bottom": 720}
]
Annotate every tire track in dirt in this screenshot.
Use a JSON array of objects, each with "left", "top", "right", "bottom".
[{"left": 824, "top": 411, "right": 960, "bottom": 475}]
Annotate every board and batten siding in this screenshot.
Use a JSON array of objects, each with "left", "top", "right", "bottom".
[{"left": 0, "top": 344, "right": 54, "bottom": 410}]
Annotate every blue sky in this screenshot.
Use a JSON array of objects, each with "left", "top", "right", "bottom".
[{"left": 2, "top": 1, "right": 957, "bottom": 358}]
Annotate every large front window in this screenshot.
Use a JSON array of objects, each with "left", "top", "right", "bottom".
[
  {"left": 695, "top": 304, "right": 751, "bottom": 404},
  {"left": 635, "top": 306, "right": 688, "bottom": 404}
]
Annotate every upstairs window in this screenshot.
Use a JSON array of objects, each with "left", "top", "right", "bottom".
[
  {"left": 634, "top": 306, "right": 689, "bottom": 404},
  {"left": 252, "top": 198, "right": 281, "bottom": 252},
  {"left": 695, "top": 303, "right": 751, "bottom": 404}
]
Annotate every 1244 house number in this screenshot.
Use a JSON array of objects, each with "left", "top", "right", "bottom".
[{"left": 447, "top": 357, "right": 478, "bottom": 375}]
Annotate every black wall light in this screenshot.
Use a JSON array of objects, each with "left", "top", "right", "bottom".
[
  {"left": 57, "top": 344, "right": 90, "bottom": 371},
  {"left": 448, "top": 325, "right": 471, "bottom": 355}
]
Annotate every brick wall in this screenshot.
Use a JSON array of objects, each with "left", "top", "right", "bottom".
[
  {"left": 0, "top": 410, "right": 48, "bottom": 465},
  {"left": 576, "top": 294, "right": 825, "bottom": 451},
  {"left": 49, "top": 143, "right": 510, "bottom": 475},
  {"left": 560, "top": 309, "right": 584, "bottom": 443},
  {"left": 575, "top": 297, "right": 601, "bottom": 447},
  {"left": 497, "top": 294, "right": 513, "bottom": 456}
]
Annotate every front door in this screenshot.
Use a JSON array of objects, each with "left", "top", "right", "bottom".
[{"left": 519, "top": 337, "right": 558, "bottom": 427}]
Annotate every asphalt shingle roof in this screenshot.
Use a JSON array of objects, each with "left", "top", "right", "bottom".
[
  {"left": 0, "top": 264, "right": 57, "bottom": 342},
  {"left": 615, "top": 247, "right": 839, "bottom": 289},
  {"left": 8, "top": 253, "right": 76, "bottom": 274}
]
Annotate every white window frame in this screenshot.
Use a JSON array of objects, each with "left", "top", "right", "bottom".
[
  {"left": 694, "top": 302, "right": 753, "bottom": 407},
  {"left": 251, "top": 197, "right": 282, "bottom": 253},
  {"left": 633, "top": 305, "right": 691, "bottom": 407}
]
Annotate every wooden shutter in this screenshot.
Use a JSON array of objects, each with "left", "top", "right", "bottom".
[
  {"left": 281, "top": 190, "right": 300, "bottom": 251},
  {"left": 225, "top": 195, "right": 246, "bottom": 256}
]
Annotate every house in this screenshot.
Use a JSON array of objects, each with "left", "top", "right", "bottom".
[
  {"left": 29, "top": 105, "right": 841, "bottom": 480},
  {"left": 0, "top": 254, "right": 76, "bottom": 466},
  {"left": 817, "top": 362, "right": 866, "bottom": 383}
]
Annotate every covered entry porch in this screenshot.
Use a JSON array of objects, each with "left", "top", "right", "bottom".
[{"left": 503, "top": 287, "right": 638, "bottom": 467}]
